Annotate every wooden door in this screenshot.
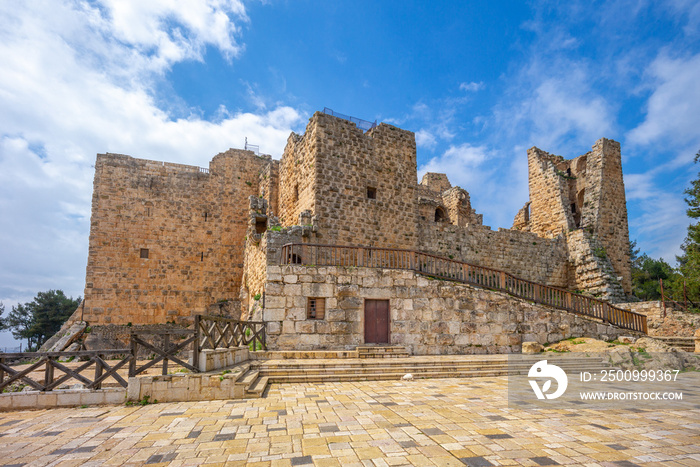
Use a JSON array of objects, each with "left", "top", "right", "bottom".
[{"left": 364, "top": 299, "right": 390, "bottom": 344}]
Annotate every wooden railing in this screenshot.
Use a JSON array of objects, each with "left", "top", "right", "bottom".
[
  {"left": 0, "top": 350, "right": 131, "bottom": 391},
  {"left": 128, "top": 329, "right": 198, "bottom": 377},
  {"left": 0, "top": 318, "right": 269, "bottom": 393},
  {"left": 280, "top": 243, "right": 647, "bottom": 334},
  {"left": 192, "top": 315, "right": 267, "bottom": 366}
]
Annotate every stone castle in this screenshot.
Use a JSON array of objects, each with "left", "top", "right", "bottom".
[{"left": 76, "top": 110, "right": 635, "bottom": 353}]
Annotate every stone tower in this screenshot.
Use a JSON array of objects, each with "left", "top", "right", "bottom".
[
  {"left": 278, "top": 111, "right": 420, "bottom": 250},
  {"left": 514, "top": 138, "right": 632, "bottom": 299}
]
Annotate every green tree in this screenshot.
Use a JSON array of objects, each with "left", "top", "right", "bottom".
[
  {"left": 7, "top": 302, "right": 35, "bottom": 349},
  {"left": 8, "top": 290, "right": 81, "bottom": 350},
  {"left": 676, "top": 150, "right": 700, "bottom": 304},
  {"left": 631, "top": 254, "right": 676, "bottom": 301},
  {"left": 0, "top": 301, "right": 6, "bottom": 331}
]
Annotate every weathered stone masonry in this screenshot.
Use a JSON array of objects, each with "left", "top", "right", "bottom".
[
  {"left": 263, "top": 265, "right": 634, "bottom": 354},
  {"left": 78, "top": 110, "right": 636, "bottom": 353},
  {"left": 81, "top": 150, "right": 268, "bottom": 325}
]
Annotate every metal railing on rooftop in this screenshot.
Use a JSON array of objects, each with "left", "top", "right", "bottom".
[{"left": 323, "top": 107, "right": 378, "bottom": 132}]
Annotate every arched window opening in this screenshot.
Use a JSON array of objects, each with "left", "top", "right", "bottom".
[{"left": 435, "top": 207, "right": 447, "bottom": 223}]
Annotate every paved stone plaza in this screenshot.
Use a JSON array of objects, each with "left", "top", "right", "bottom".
[{"left": 1, "top": 377, "right": 699, "bottom": 466}]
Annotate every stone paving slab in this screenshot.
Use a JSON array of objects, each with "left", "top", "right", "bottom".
[{"left": 0, "top": 376, "right": 698, "bottom": 466}]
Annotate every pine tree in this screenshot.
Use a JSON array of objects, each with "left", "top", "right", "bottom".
[{"left": 676, "top": 150, "right": 700, "bottom": 304}]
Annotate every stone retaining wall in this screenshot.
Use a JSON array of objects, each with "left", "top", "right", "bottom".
[
  {"left": 0, "top": 388, "right": 125, "bottom": 411},
  {"left": 264, "top": 265, "right": 637, "bottom": 354},
  {"left": 620, "top": 301, "right": 700, "bottom": 337},
  {"left": 418, "top": 223, "right": 569, "bottom": 288}
]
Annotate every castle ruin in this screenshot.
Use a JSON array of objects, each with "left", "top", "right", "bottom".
[{"left": 76, "top": 110, "right": 637, "bottom": 353}]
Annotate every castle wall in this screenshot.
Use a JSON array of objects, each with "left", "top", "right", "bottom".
[
  {"left": 526, "top": 148, "right": 573, "bottom": 238},
  {"left": 259, "top": 160, "right": 279, "bottom": 217},
  {"left": 278, "top": 126, "right": 318, "bottom": 227},
  {"left": 285, "top": 112, "right": 420, "bottom": 249},
  {"left": 81, "top": 150, "right": 267, "bottom": 326},
  {"left": 417, "top": 224, "right": 569, "bottom": 287},
  {"left": 264, "top": 265, "right": 636, "bottom": 354},
  {"left": 579, "top": 139, "right": 632, "bottom": 294},
  {"left": 517, "top": 139, "right": 632, "bottom": 298}
]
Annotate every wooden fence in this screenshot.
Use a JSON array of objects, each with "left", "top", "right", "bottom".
[
  {"left": 0, "top": 316, "right": 268, "bottom": 392},
  {"left": 280, "top": 243, "right": 647, "bottom": 334},
  {"left": 0, "top": 350, "right": 131, "bottom": 391},
  {"left": 128, "top": 329, "right": 198, "bottom": 377},
  {"left": 192, "top": 315, "right": 266, "bottom": 366}
]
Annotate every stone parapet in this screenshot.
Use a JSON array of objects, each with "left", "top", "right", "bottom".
[
  {"left": 197, "top": 346, "right": 249, "bottom": 372},
  {"left": 0, "top": 388, "right": 125, "bottom": 411}
]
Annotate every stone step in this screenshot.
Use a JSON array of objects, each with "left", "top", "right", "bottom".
[
  {"left": 245, "top": 375, "right": 269, "bottom": 398},
  {"left": 653, "top": 337, "right": 696, "bottom": 351},
  {"left": 227, "top": 362, "right": 252, "bottom": 383},
  {"left": 235, "top": 369, "right": 260, "bottom": 390},
  {"left": 266, "top": 369, "right": 512, "bottom": 383},
  {"left": 256, "top": 358, "right": 604, "bottom": 371},
  {"left": 250, "top": 350, "right": 359, "bottom": 360},
  {"left": 356, "top": 346, "right": 410, "bottom": 358},
  {"left": 256, "top": 357, "right": 608, "bottom": 383},
  {"left": 259, "top": 365, "right": 606, "bottom": 379}
]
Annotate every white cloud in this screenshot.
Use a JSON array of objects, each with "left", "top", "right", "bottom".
[
  {"left": 419, "top": 143, "right": 489, "bottom": 187},
  {"left": 415, "top": 130, "right": 437, "bottom": 149},
  {"left": 625, "top": 165, "right": 694, "bottom": 263},
  {"left": 459, "top": 81, "right": 484, "bottom": 92},
  {"left": 627, "top": 52, "right": 700, "bottom": 149},
  {"left": 496, "top": 65, "right": 615, "bottom": 152},
  {"left": 0, "top": 1, "right": 303, "bottom": 321}
]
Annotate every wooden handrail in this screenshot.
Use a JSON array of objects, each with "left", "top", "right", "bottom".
[{"left": 280, "top": 243, "right": 647, "bottom": 334}]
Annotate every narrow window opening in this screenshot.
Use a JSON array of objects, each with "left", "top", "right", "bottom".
[
  {"left": 435, "top": 207, "right": 446, "bottom": 222},
  {"left": 140, "top": 248, "right": 149, "bottom": 259},
  {"left": 204, "top": 212, "right": 208, "bottom": 221},
  {"left": 200, "top": 252, "right": 204, "bottom": 262},
  {"left": 293, "top": 184, "right": 299, "bottom": 203},
  {"left": 307, "top": 298, "right": 326, "bottom": 320},
  {"left": 570, "top": 203, "right": 577, "bottom": 214},
  {"left": 367, "top": 186, "right": 376, "bottom": 199}
]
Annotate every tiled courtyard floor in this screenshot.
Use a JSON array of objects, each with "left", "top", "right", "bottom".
[{"left": 0, "top": 376, "right": 698, "bottom": 466}]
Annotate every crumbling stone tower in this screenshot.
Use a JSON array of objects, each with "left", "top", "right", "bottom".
[
  {"left": 278, "top": 112, "right": 420, "bottom": 250},
  {"left": 513, "top": 138, "right": 632, "bottom": 300}
]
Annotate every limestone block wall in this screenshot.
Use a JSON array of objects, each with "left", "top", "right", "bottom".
[
  {"left": 579, "top": 139, "right": 632, "bottom": 294},
  {"left": 442, "top": 187, "right": 482, "bottom": 227},
  {"left": 566, "top": 230, "right": 626, "bottom": 302},
  {"left": 278, "top": 122, "right": 318, "bottom": 227},
  {"left": 525, "top": 148, "right": 573, "bottom": 238},
  {"left": 81, "top": 150, "right": 267, "bottom": 326},
  {"left": 264, "top": 265, "right": 636, "bottom": 354},
  {"left": 259, "top": 160, "right": 280, "bottom": 217},
  {"left": 240, "top": 227, "right": 305, "bottom": 320},
  {"left": 284, "top": 112, "right": 420, "bottom": 250},
  {"left": 516, "top": 140, "right": 632, "bottom": 296},
  {"left": 419, "top": 172, "right": 452, "bottom": 193},
  {"left": 418, "top": 224, "right": 569, "bottom": 288},
  {"left": 621, "top": 301, "right": 700, "bottom": 337}
]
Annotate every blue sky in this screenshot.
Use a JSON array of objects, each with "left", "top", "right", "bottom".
[{"left": 1, "top": 0, "right": 700, "bottom": 347}]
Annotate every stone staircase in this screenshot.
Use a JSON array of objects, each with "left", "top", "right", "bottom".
[
  {"left": 232, "top": 347, "right": 612, "bottom": 398},
  {"left": 653, "top": 336, "right": 696, "bottom": 352},
  {"left": 357, "top": 345, "right": 410, "bottom": 358}
]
